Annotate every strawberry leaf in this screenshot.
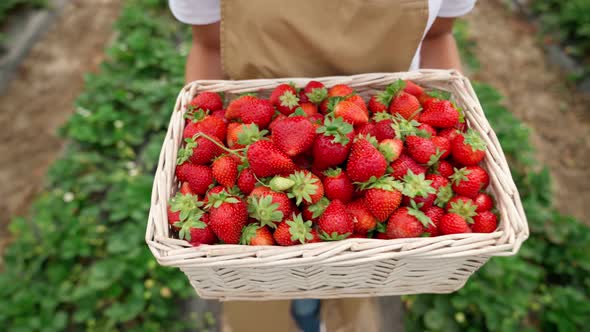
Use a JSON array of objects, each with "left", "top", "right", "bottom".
[
  {"left": 464, "top": 129, "right": 486, "bottom": 151},
  {"left": 402, "top": 170, "right": 436, "bottom": 198},
  {"left": 307, "top": 87, "right": 328, "bottom": 104},
  {"left": 247, "top": 195, "right": 283, "bottom": 228},
  {"left": 287, "top": 214, "right": 314, "bottom": 244},
  {"left": 319, "top": 231, "right": 351, "bottom": 241},
  {"left": 316, "top": 117, "right": 353, "bottom": 146},
  {"left": 307, "top": 197, "right": 330, "bottom": 219},
  {"left": 279, "top": 90, "right": 299, "bottom": 108},
  {"left": 448, "top": 199, "right": 478, "bottom": 223}
]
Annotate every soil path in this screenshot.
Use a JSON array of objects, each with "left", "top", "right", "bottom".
[
  {"left": 466, "top": 0, "right": 590, "bottom": 223},
  {"left": 0, "top": 0, "right": 121, "bottom": 253}
]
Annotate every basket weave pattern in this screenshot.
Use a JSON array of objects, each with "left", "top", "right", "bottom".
[{"left": 145, "top": 70, "right": 528, "bottom": 300}]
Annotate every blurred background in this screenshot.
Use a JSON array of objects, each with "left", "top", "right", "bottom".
[{"left": 0, "top": 0, "right": 588, "bottom": 331}]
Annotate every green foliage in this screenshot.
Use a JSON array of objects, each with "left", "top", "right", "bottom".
[{"left": 0, "top": 0, "right": 209, "bottom": 331}]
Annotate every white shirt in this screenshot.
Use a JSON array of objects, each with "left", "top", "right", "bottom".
[{"left": 169, "top": 0, "right": 476, "bottom": 70}]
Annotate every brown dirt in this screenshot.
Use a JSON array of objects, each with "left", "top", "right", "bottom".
[
  {"left": 466, "top": 0, "right": 590, "bottom": 223},
  {"left": 0, "top": 0, "right": 121, "bottom": 255}
]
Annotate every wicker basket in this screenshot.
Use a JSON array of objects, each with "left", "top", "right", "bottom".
[{"left": 145, "top": 70, "right": 528, "bottom": 301}]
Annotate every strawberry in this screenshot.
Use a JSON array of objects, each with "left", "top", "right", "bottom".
[
  {"left": 203, "top": 186, "right": 228, "bottom": 205},
  {"left": 300, "top": 81, "right": 328, "bottom": 104},
  {"left": 359, "top": 176, "right": 403, "bottom": 222},
  {"left": 445, "top": 196, "right": 474, "bottom": 212},
  {"left": 345, "top": 95, "right": 368, "bottom": 114},
  {"left": 323, "top": 168, "right": 354, "bottom": 204},
  {"left": 418, "top": 100, "right": 459, "bottom": 128},
  {"left": 391, "top": 154, "right": 427, "bottom": 180},
  {"left": 308, "top": 229, "right": 322, "bottom": 243},
  {"left": 226, "top": 94, "right": 256, "bottom": 120},
  {"left": 378, "top": 138, "right": 403, "bottom": 162},
  {"left": 271, "top": 116, "right": 316, "bottom": 156},
  {"left": 357, "top": 122, "right": 377, "bottom": 137},
  {"left": 473, "top": 193, "right": 494, "bottom": 212},
  {"left": 369, "top": 80, "right": 405, "bottom": 113},
  {"left": 386, "top": 204, "right": 431, "bottom": 239},
  {"left": 248, "top": 188, "right": 293, "bottom": 227},
  {"left": 284, "top": 170, "right": 324, "bottom": 205},
  {"left": 438, "top": 128, "right": 460, "bottom": 142},
  {"left": 368, "top": 95, "right": 388, "bottom": 114},
  {"left": 247, "top": 140, "right": 295, "bottom": 178},
  {"left": 389, "top": 91, "right": 421, "bottom": 120},
  {"left": 240, "top": 224, "right": 275, "bottom": 245},
  {"left": 328, "top": 84, "right": 353, "bottom": 97},
  {"left": 176, "top": 164, "right": 213, "bottom": 195},
  {"left": 405, "top": 135, "right": 440, "bottom": 165},
  {"left": 372, "top": 114, "right": 396, "bottom": 141},
  {"left": 302, "top": 197, "right": 330, "bottom": 223},
  {"left": 240, "top": 97, "right": 275, "bottom": 129},
  {"left": 432, "top": 136, "right": 451, "bottom": 159},
  {"left": 179, "top": 182, "right": 194, "bottom": 195},
  {"left": 237, "top": 168, "right": 256, "bottom": 195},
  {"left": 346, "top": 200, "right": 378, "bottom": 235},
  {"left": 211, "top": 109, "right": 227, "bottom": 122},
  {"left": 423, "top": 206, "right": 444, "bottom": 236},
  {"left": 432, "top": 160, "right": 454, "bottom": 178},
  {"left": 273, "top": 213, "right": 314, "bottom": 246},
  {"left": 451, "top": 129, "right": 486, "bottom": 166},
  {"left": 418, "top": 123, "right": 437, "bottom": 137},
  {"left": 318, "top": 200, "right": 354, "bottom": 240},
  {"left": 299, "top": 102, "right": 319, "bottom": 116},
  {"left": 188, "top": 92, "right": 223, "bottom": 112},
  {"left": 400, "top": 170, "right": 437, "bottom": 209},
  {"left": 439, "top": 213, "right": 472, "bottom": 235},
  {"left": 333, "top": 100, "right": 369, "bottom": 126},
  {"left": 183, "top": 111, "right": 227, "bottom": 142},
  {"left": 403, "top": 80, "right": 424, "bottom": 97},
  {"left": 319, "top": 98, "right": 331, "bottom": 114},
  {"left": 212, "top": 155, "right": 238, "bottom": 188},
  {"left": 308, "top": 113, "right": 325, "bottom": 129},
  {"left": 207, "top": 192, "right": 248, "bottom": 244},
  {"left": 471, "top": 211, "right": 498, "bottom": 233},
  {"left": 270, "top": 84, "right": 300, "bottom": 115},
  {"left": 346, "top": 135, "right": 387, "bottom": 182},
  {"left": 450, "top": 166, "right": 490, "bottom": 198},
  {"left": 447, "top": 198, "right": 478, "bottom": 225},
  {"left": 176, "top": 213, "right": 217, "bottom": 246},
  {"left": 312, "top": 117, "right": 355, "bottom": 170},
  {"left": 167, "top": 193, "right": 200, "bottom": 230},
  {"left": 177, "top": 135, "right": 224, "bottom": 166},
  {"left": 226, "top": 123, "right": 268, "bottom": 149}
]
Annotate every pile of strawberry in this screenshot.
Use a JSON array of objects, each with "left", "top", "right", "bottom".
[{"left": 168, "top": 79, "right": 498, "bottom": 247}]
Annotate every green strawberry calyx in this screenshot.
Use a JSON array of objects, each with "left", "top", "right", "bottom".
[
  {"left": 401, "top": 170, "right": 436, "bottom": 198},
  {"left": 239, "top": 223, "right": 262, "bottom": 245},
  {"left": 291, "top": 107, "right": 307, "bottom": 117},
  {"left": 247, "top": 195, "right": 283, "bottom": 228},
  {"left": 306, "top": 87, "right": 328, "bottom": 104},
  {"left": 425, "top": 89, "right": 451, "bottom": 100},
  {"left": 426, "top": 149, "right": 444, "bottom": 167},
  {"left": 237, "top": 124, "right": 269, "bottom": 146},
  {"left": 307, "top": 197, "right": 330, "bottom": 219},
  {"left": 448, "top": 200, "right": 477, "bottom": 224},
  {"left": 463, "top": 129, "right": 486, "bottom": 151},
  {"left": 323, "top": 168, "right": 343, "bottom": 178},
  {"left": 176, "top": 213, "right": 207, "bottom": 242},
  {"left": 354, "top": 134, "right": 379, "bottom": 148},
  {"left": 268, "top": 176, "right": 296, "bottom": 192},
  {"left": 287, "top": 214, "right": 314, "bottom": 244},
  {"left": 287, "top": 171, "right": 322, "bottom": 206},
  {"left": 169, "top": 192, "right": 204, "bottom": 222},
  {"left": 450, "top": 167, "right": 471, "bottom": 185},
  {"left": 184, "top": 108, "right": 208, "bottom": 122},
  {"left": 316, "top": 117, "right": 354, "bottom": 146},
  {"left": 279, "top": 90, "right": 300, "bottom": 108},
  {"left": 176, "top": 137, "right": 198, "bottom": 165},
  {"left": 357, "top": 175, "right": 404, "bottom": 192},
  {"left": 319, "top": 230, "right": 351, "bottom": 241},
  {"left": 372, "top": 112, "right": 394, "bottom": 122},
  {"left": 206, "top": 192, "right": 240, "bottom": 209},
  {"left": 434, "top": 184, "right": 454, "bottom": 207},
  {"left": 376, "top": 79, "right": 406, "bottom": 106},
  {"left": 407, "top": 200, "right": 434, "bottom": 228},
  {"left": 390, "top": 114, "right": 423, "bottom": 141}
]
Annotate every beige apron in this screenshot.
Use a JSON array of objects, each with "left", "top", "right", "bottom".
[{"left": 220, "top": 0, "right": 427, "bottom": 331}]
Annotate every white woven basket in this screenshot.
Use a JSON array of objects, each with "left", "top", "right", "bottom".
[{"left": 145, "top": 69, "right": 528, "bottom": 301}]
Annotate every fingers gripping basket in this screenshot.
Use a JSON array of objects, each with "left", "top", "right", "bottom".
[{"left": 145, "top": 70, "right": 528, "bottom": 301}]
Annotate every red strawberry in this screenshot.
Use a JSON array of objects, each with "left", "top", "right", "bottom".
[
  {"left": 405, "top": 135, "right": 439, "bottom": 165},
  {"left": 312, "top": 117, "right": 355, "bottom": 170},
  {"left": 399, "top": 171, "right": 437, "bottom": 210},
  {"left": 426, "top": 173, "right": 453, "bottom": 208},
  {"left": 183, "top": 111, "right": 227, "bottom": 142},
  {"left": 389, "top": 91, "right": 421, "bottom": 120},
  {"left": 346, "top": 200, "right": 378, "bottom": 235},
  {"left": 211, "top": 109, "right": 227, "bottom": 121},
  {"left": 418, "top": 123, "right": 437, "bottom": 137},
  {"left": 318, "top": 200, "right": 354, "bottom": 240},
  {"left": 438, "top": 128, "right": 460, "bottom": 142},
  {"left": 378, "top": 138, "right": 403, "bottom": 162},
  {"left": 451, "top": 129, "right": 486, "bottom": 166},
  {"left": 423, "top": 206, "right": 444, "bottom": 236},
  {"left": 323, "top": 168, "right": 354, "bottom": 203},
  {"left": 386, "top": 206, "right": 430, "bottom": 239},
  {"left": 333, "top": 100, "right": 369, "bottom": 126},
  {"left": 284, "top": 170, "right": 324, "bottom": 205},
  {"left": 176, "top": 164, "right": 213, "bottom": 195},
  {"left": 212, "top": 155, "right": 238, "bottom": 188},
  {"left": 226, "top": 123, "right": 267, "bottom": 149},
  {"left": 273, "top": 213, "right": 314, "bottom": 246},
  {"left": 308, "top": 229, "right": 322, "bottom": 243},
  {"left": 439, "top": 213, "right": 472, "bottom": 235},
  {"left": 177, "top": 135, "right": 224, "bottom": 166},
  {"left": 301, "top": 81, "right": 328, "bottom": 104},
  {"left": 445, "top": 196, "right": 474, "bottom": 212},
  {"left": 328, "top": 84, "right": 353, "bottom": 97},
  {"left": 189, "top": 92, "right": 223, "bottom": 112},
  {"left": 368, "top": 95, "right": 388, "bottom": 114},
  {"left": 308, "top": 113, "right": 325, "bottom": 129},
  {"left": 432, "top": 136, "right": 451, "bottom": 159},
  {"left": 248, "top": 188, "right": 293, "bottom": 227},
  {"left": 391, "top": 154, "right": 427, "bottom": 180},
  {"left": 247, "top": 140, "right": 295, "bottom": 178},
  {"left": 450, "top": 166, "right": 490, "bottom": 198},
  {"left": 473, "top": 193, "right": 494, "bottom": 212},
  {"left": 226, "top": 95, "right": 256, "bottom": 120},
  {"left": 357, "top": 122, "right": 377, "bottom": 137},
  {"left": 188, "top": 219, "right": 217, "bottom": 246},
  {"left": 360, "top": 176, "right": 403, "bottom": 222},
  {"left": 203, "top": 186, "right": 227, "bottom": 205},
  {"left": 299, "top": 102, "right": 319, "bottom": 116},
  {"left": 271, "top": 116, "right": 316, "bottom": 156},
  {"left": 418, "top": 100, "right": 459, "bottom": 129},
  {"left": 268, "top": 113, "right": 287, "bottom": 132},
  {"left": 403, "top": 80, "right": 424, "bottom": 97},
  {"left": 345, "top": 95, "right": 368, "bottom": 114},
  {"left": 471, "top": 211, "right": 498, "bottom": 233},
  {"left": 270, "top": 84, "right": 300, "bottom": 115},
  {"left": 373, "top": 117, "right": 396, "bottom": 142},
  {"left": 432, "top": 160, "right": 454, "bottom": 178},
  {"left": 346, "top": 135, "right": 387, "bottom": 182},
  {"left": 319, "top": 98, "right": 331, "bottom": 114},
  {"left": 179, "top": 182, "right": 194, "bottom": 195},
  {"left": 240, "top": 224, "right": 275, "bottom": 245},
  {"left": 240, "top": 98, "right": 275, "bottom": 129},
  {"left": 167, "top": 192, "right": 201, "bottom": 228},
  {"left": 207, "top": 193, "right": 248, "bottom": 244},
  {"left": 369, "top": 80, "right": 405, "bottom": 113},
  {"left": 302, "top": 197, "right": 330, "bottom": 223},
  {"left": 237, "top": 168, "right": 257, "bottom": 195}
]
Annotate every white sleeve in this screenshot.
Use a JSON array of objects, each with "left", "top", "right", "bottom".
[
  {"left": 168, "top": 0, "right": 221, "bottom": 25},
  {"left": 437, "top": 0, "right": 476, "bottom": 17}
]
